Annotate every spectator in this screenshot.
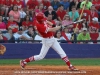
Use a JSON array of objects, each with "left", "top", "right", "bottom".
[
  {"left": 22, "top": 15, "right": 32, "bottom": 31},
  {"left": 69, "top": 0, "right": 79, "bottom": 11},
  {"left": 42, "top": 0, "right": 51, "bottom": 10},
  {"left": 62, "top": 15, "right": 73, "bottom": 26},
  {"left": 89, "top": 17, "right": 99, "bottom": 43},
  {"left": 80, "top": 0, "right": 92, "bottom": 10},
  {"left": 26, "top": 0, "right": 39, "bottom": 17},
  {"left": 47, "top": 14, "right": 56, "bottom": 27},
  {"left": 33, "top": 3, "right": 45, "bottom": 21},
  {"left": 19, "top": 8, "right": 26, "bottom": 19},
  {"left": 22, "top": 26, "right": 36, "bottom": 43},
  {"left": 73, "top": 23, "right": 83, "bottom": 32},
  {"left": 0, "top": 0, "right": 6, "bottom": 16},
  {"left": 13, "top": 0, "right": 24, "bottom": 10},
  {"left": 27, "top": 0, "right": 38, "bottom": 10},
  {"left": 25, "top": 10, "right": 32, "bottom": 19},
  {"left": 0, "top": 15, "right": 6, "bottom": 31},
  {"left": 71, "top": 27, "right": 79, "bottom": 43},
  {"left": 81, "top": 19, "right": 88, "bottom": 28},
  {"left": 79, "top": 6, "right": 90, "bottom": 22},
  {"left": 56, "top": 5, "right": 66, "bottom": 22},
  {"left": 25, "top": 0, "right": 29, "bottom": 5},
  {"left": 19, "top": 8, "right": 26, "bottom": 25},
  {"left": 34, "top": 33, "right": 42, "bottom": 43},
  {"left": 3, "top": 28, "right": 15, "bottom": 43},
  {"left": 77, "top": 0, "right": 83, "bottom": 10},
  {"left": 89, "top": 5, "right": 99, "bottom": 21},
  {"left": 60, "top": 0, "right": 70, "bottom": 11},
  {"left": 35, "top": 3, "right": 45, "bottom": 14},
  {"left": 44, "top": 6, "right": 57, "bottom": 20},
  {"left": 54, "top": 30, "right": 64, "bottom": 41},
  {"left": 92, "top": 0, "right": 100, "bottom": 11},
  {"left": 9, "top": 5, "right": 21, "bottom": 27},
  {"left": 6, "top": 16, "right": 19, "bottom": 33},
  {"left": 62, "top": 15, "right": 73, "bottom": 32},
  {"left": 51, "top": 0, "right": 60, "bottom": 11},
  {"left": 0, "top": 30, "right": 7, "bottom": 43},
  {"left": 13, "top": 27, "right": 31, "bottom": 43},
  {"left": 4, "top": 0, "right": 13, "bottom": 17},
  {"left": 77, "top": 28, "right": 91, "bottom": 44},
  {"left": 37, "top": 0, "right": 42, "bottom": 4},
  {"left": 92, "top": 0, "right": 100, "bottom": 21},
  {"left": 62, "top": 27, "right": 72, "bottom": 41},
  {"left": 89, "top": 17, "right": 99, "bottom": 33},
  {"left": 69, "top": 6, "right": 79, "bottom": 22}
]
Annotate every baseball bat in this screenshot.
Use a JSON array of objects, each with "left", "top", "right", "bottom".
[
  {"left": 74, "top": 0, "right": 87, "bottom": 32},
  {"left": 62, "top": 19, "right": 85, "bottom": 28}
]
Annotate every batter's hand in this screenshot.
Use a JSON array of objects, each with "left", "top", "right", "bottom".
[{"left": 56, "top": 26, "right": 62, "bottom": 30}]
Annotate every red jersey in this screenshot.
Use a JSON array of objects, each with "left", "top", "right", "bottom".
[
  {"left": 13, "top": 0, "right": 24, "bottom": 8},
  {"left": 35, "top": 21, "right": 54, "bottom": 38},
  {"left": 27, "top": 0, "right": 39, "bottom": 9},
  {"left": 56, "top": 10, "right": 66, "bottom": 20},
  {"left": 22, "top": 21, "right": 32, "bottom": 27},
  {"left": 0, "top": 0, "right": 5, "bottom": 5},
  {"left": 90, "top": 11, "right": 99, "bottom": 21},
  {"left": 7, "top": 21, "right": 18, "bottom": 33},
  {"left": 73, "top": 23, "right": 82, "bottom": 30},
  {"left": 42, "top": 0, "right": 51, "bottom": 10},
  {"left": 92, "top": 1, "right": 100, "bottom": 10},
  {"left": 89, "top": 22, "right": 99, "bottom": 33},
  {"left": 79, "top": 9, "right": 90, "bottom": 21},
  {"left": 5, "top": 0, "right": 13, "bottom": 6},
  {"left": 50, "top": 20, "right": 55, "bottom": 25}
]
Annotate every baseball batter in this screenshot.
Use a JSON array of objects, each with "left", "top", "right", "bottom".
[{"left": 20, "top": 12, "right": 78, "bottom": 71}]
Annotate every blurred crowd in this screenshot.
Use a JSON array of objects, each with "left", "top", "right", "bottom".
[{"left": 0, "top": 0, "right": 100, "bottom": 44}]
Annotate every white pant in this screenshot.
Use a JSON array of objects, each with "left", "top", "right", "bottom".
[{"left": 34, "top": 37, "right": 66, "bottom": 61}]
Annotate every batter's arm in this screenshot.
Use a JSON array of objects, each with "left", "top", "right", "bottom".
[
  {"left": 48, "top": 26, "right": 61, "bottom": 32},
  {"left": 46, "top": 21, "right": 53, "bottom": 26}
]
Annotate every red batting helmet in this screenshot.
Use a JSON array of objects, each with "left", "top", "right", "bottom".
[{"left": 36, "top": 12, "right": 44, "bottom": 23}]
